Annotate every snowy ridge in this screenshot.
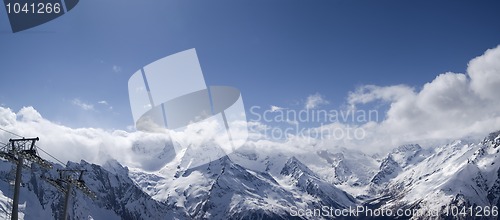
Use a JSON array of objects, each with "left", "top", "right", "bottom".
[
  {"left": 280, "top": 157, "right": 356, "bottom": 209},
  {"left": 370, "top": 144, "right": 427, "bottom": 186},
  {"left": 0, "top": 131, "right": 500, "bottom": 219},
  {"left": 369, "top": 131, "right": 500, "bottom": 219},
  {"left": 0, "top": 159, "right": 172, "bottom": 220}
]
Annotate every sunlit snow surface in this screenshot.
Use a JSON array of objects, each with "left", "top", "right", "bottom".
[{"left": 0, "top": 131, "right": 499, "bottom": 219}]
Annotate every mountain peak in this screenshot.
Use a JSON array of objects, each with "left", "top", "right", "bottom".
[
  {"left": 392, "top": 144, "right": 422, "bottom": 154},
  {"left": 103, "top": 159, "right": 129, "bottom": 176},
  {"left": 483, "top": 130, "right": 500, "bottom": 147},
  {"left": 280, "top": 156, "right": 316, "bottom": 178},
  {"left": 371, "top": 155, "right": 401, "bottom": 185}
]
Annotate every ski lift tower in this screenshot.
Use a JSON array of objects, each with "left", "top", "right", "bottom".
[
  {"left": 0, "top": 137, "right": 53, "bottom": 220},
  {"left": 44, "top": 169, "right": 96, "bottom": 220}
]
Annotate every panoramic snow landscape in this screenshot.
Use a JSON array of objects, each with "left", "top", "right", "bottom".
[
  {"left": 0, "top": 44, "right": 499, "bottom": 219},
  {"left": 1, "top": 1, "right": 500, "bottom": 219},
  {"left": 0, "top": 129, "right": 500, "bottom": 219}
]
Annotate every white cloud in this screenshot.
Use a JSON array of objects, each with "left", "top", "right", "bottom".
[
  {"left": 71, "top": 98, "right": 94, "bottom": 111},
  {"left": 348, "top": 85, "right": 415, "bottom": 106},
  {"left": 345, "top": 45, "right": 500, "bottom": 152},
  {"left": 0, "top": 107, "right": 16, "bottom": 126},
  {"left": 468, "top": 46, "right": 500, "bottom": 100},
  {"left": 0, "top": 106, "right": 250, "bottom": 171},
  {"left": 126, "top": 125, "right": 135, "bottom": 131},
  {"left": 98, "top": 100, "right": 113, "bottom": 110},
  {"left": 270, "top": 105, "right": 285, "bottom": 112},
  {"left": 112, "top": 65, "right": 122, "bottom": 73},
  {"left": 286, "top": 120, "right": 299, "bottom": 126},
  {"left": 0, "top": 106, "right": 175, "bottom": 170},
  {"left": 71, "top": 99, "right": 113, "bottom": 112},
  {"left": 305, "top": 93, "right": 329, "bottom": 109}
]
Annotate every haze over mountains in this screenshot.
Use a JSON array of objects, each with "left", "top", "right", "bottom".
[
  {"left": 0, "top": 45, "right": 498, "bottom": 219},
  {"left": 0, "top": 130, "right": 499, "bottom": 219}
]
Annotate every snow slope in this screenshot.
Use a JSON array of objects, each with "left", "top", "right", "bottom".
[{"left": 0, "top": 131, "right": 499, "bottom": 219}]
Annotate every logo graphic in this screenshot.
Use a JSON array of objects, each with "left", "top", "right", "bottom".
[
  {"left": 3, "top": 0, "right": 79, "bottom": 33},
  {"left": 128, "top": 49, "right": 248, "bottom": 168}
]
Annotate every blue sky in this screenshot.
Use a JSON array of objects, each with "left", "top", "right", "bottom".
[{"left": 1, "top": 0, "right": 500, "bottom": 130}]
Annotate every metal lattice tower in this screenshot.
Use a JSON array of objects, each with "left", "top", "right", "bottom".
[
  {"left": 0, "top": 137, "right": 52, "bottom": 220},
  {"left": 43, "top": 169, "right": 96, "bottom": 220}
]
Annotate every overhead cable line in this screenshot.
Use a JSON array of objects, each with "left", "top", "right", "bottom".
[
  {"left": 0, "top": 127, "right": 66, "bottom": 166},
  {"left": 0, "top": 127, "right": 23, "bottom": 138}
]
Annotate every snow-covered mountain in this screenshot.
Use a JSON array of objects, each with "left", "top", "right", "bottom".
[
  {"left": 370, "top": 144, "right": 428, "bottom": 186},
  {"left": 0, "top": 131, "right": 500, "bottom": 219},
  {"left": 367, "top": 131, "right": 500, "bottom": 219},
  {"left": 0, "top": 159, "right": 170, "bottom": 220}
]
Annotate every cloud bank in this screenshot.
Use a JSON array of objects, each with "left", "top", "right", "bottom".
[
  {"left": 0, "top": 106, "right": 169, "bottom": 169},
  {"left": 0, "top": 46, "right": 499, "bottom": 169},
  {"left": 343, "top": 45, "right": 500, "bottom": 152}
]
